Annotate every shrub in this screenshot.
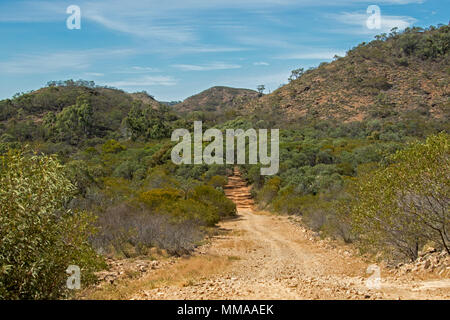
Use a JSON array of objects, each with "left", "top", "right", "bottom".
[
  {"left": 257, "top": 177, "right": 281, "bottom": 207},
  {"left": 362, "top": 76, "right": 392, "bottom": 91},
  {"left": 169, "top": 198, "right": 219, "bottom": 227},
  {"left": 102, "top": 139, "right": 126, "bottom": 154},
  {"left": 93, "top": 204, "right": 203, "bottom": 257},
  {"left": 0, "top": 150, "right": 104, "bottom": 299},
  {"left": 207, "top": 175, "right": 228, "bottom": 189},
  {"left": 112, "top": 160, "right": 142, "bottom": 180},
  {"left": 349, "top": 133, "right": 449, "bottom": 261},
  {"left": 272, "top": 186, "right": 304, "bottom": 215},
  {"left": 138, "top": 188, "right": 183, "bottom": 209},
  {"left": 190, "top": 185, "right": 236, "bottom": 219},
  {"left": 138, "top": 187, "right": 225, "bottom": 227}
]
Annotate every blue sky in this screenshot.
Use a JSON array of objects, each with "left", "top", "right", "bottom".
[{"left": 0, "top": 0, "right": 447, "bottom": 101}]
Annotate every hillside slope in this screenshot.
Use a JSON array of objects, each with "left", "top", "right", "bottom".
[
  {"left": 243, "top": 25, "right": 449, "bottom": 124},
  {"left": 0, "top": 81, "right": 162, "bottom": 122},
  {"left": 174, "top": 86, "right": 259, "bottom": 113},
  {"left": 0, "top": 81, "right": 167, "bottom": 144}
]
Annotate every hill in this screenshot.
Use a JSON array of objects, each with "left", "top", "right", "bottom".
[
  {"left": 129, "top": 91, "right": 162, "bottom": 108},
  {"left": 242, "top": 25, "right": 449, "bottom": 125},
  {"left": 0, "top": 80, "right": 168, "bottom": 144},
  {"left": 0, "top": 80, "right": 162, "bottom": 121},
  {"left": 173, "top": 86, "right": 259, "bottom": 113}
]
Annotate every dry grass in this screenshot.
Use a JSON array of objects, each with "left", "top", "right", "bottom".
[
  {"left": 81, "top": 255, "right": 231, "bottom": 300},
  {"left": 250, "top": 209, "right": 271, "bottom": 216},
  {"left": 216, "top": 238, "right": 255, "bottom": 252},
  {"left": 229, "top": 229, "right": 247, "bottom": 237}
]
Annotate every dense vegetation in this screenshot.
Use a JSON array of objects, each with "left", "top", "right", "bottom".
[
  {"left": 0, "top": 150, "right": 104, "bottom": 299},
  {"left": 246, "top": 129, "right": 449, "bottom": 262},
  {"left": 349, "top": 133, "right": 449, "bottom": 260}
]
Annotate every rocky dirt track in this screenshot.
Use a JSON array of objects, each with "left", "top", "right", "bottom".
[
  {"left": 128, "top": 169, "right": 449, "bottom": 300},
  {"left": 89, "top": 169, "right": 449, "bottom": 300}
]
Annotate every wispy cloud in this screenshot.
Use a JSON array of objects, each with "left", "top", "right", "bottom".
[
  {"left": 106, "top": 76, "right": 177, "bottom": 87},
  {"left": 0, "top": 1, "right": 423, "bottom": 23},
  {"left": 174, "top": 46, "right": 248, "bottom": 54},
  {"left": 218, "top": 71, "right": 292, "bottom": 93},
  {"left": 276, "top": 49, "right": 346, "bottom": 60},
  {"left": 234, "top": 36, "right": 292, "bottom": 49},
  {"left": 253, "top": 62, "right": 270, "bottom": 66},
  {"left": 0, "top": 53, "right": 88, "bottom": 74},
  {"left": 0, "top": 0, "right": 429, "bottom": 101},
  {"left": 86, "top": 13, "right": 195, "bottom": 42},
  {"left": 330, "top": 11, "right": 417, "bottom": 34},
  {"left": 113, "top": 66, "right": 160, "bottom": 74},
  {"left": 0, "top": 49, "right": 133, "bottom": 74},
  {"left": 171, "top": 63, "right": 242, "bottom": 71},
  {"left": 84, "top": 72, "right": 104, "bottom": 77}
]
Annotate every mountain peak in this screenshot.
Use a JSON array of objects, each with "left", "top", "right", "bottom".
[{"left": 174, "top": 86, "right": 259, "bottom": 113}]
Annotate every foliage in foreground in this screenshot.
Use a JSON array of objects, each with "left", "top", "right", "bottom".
[
  {"left": 0, "top": 150, "right": 104, "bottom": 299},
  {"left": 349, "top": 133, "right": 449, "bottom": 261}
]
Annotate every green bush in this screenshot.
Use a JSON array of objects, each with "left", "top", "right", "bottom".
[
  {"left": 349, "top": 133, "right": 449, "bottom": 261},
  {"left": 0, "top": 150, "right": 104, "bottom": 299},
  {"left": 137, "top": 185, "right": 235, "bottom": 227},
  {"left": 169, "top": 198, "right": 219, "bottom": 227},
  {"left": 257, "top": 177, "right": 281, "bottom": 206},
  {"left": 190, "top": 185, "right": 236, "bottom": 219},
  {"left": 138, "top": 188, "right": 218, "bottom": 226},
  {"left": 207, "top": 175, "right": 228, "bottom": 189},
  {"left": 272, "top": 186, "right": 304, "bottom": 215},
  {"left": 102, "top": 139, "right": 126, "bottom": 154}
]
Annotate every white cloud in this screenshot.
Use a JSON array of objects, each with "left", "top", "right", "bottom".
[
  {"left": 171, "top": 63, "right": 242, "bottom": 71},
  {"left": 0, "top": 49, "right": 133, "bottom": 74},
  {"left": 218, "top": 71, "right": 291, "bottom": 93},
  {"left": 276, "top": 50, "right": 346, "bottom": 60},
  {"left": 174, "top": 46, "right": 248, "bottom": 54},
  {"left": 84, "top": 72, "right": 104, "bottom": 77},
  {"left": 0, "top": 53, "right": 88, "bottom": 74},
  {"left": 235, "top": 36, "right": 292, "bottom": 49},
  {"left": 86, "top": 13, "right": 195, "bottom": 42},
  {"left": 113, "top": 66, "right": 160, "bottom": 74},
  {"left": 106, "top": 76, "right": 177, "bottom": 87},
  {"left": 0, "top": 1, "right": 423, "bottom": 23},
  {"left": 131, "top": 66, "right": 157, "bottom": 72},
  {"left": 253, "top": 62, "right": 270, "bottom": 66},
  {"left": 330, "top": 12, "right": 417, "bottom": 34}
]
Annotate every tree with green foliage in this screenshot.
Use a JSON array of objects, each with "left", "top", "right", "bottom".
[
  {"left": 102, "top": 139, "right": 126, "bottom": 154},
  {"left": 257, "top": 85, "right": 265, "bottom": 96},
  {"left": 207, "top": 175, "right": 228, "bottom": 189},
  {"left": 0, "top": 149, "right": 104, "bottom": 299},
  {"left": 288, "top": 68, "right": 304, "bottom": 82},
  {"left": 125, "top": 102, "right": 171, "bottom": 141},
  {"left": 349, "top": 133, "right": 449, "bottom": 261},
  {"left": 45, "top": 98, "right": 95, "bottom": 145}
]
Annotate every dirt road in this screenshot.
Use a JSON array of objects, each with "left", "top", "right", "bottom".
[{"left": 89, "top": 169, "right": 450, "bottom": 300}]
